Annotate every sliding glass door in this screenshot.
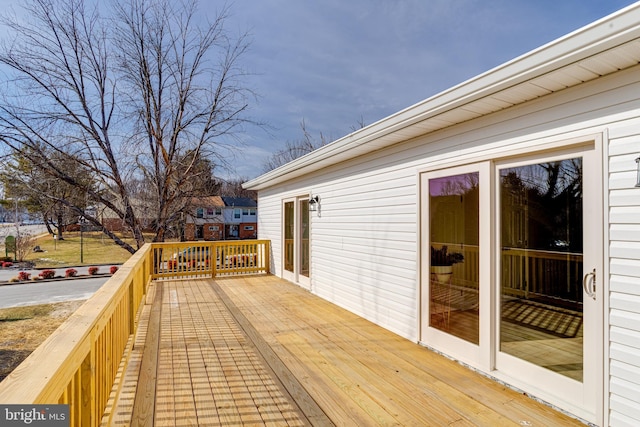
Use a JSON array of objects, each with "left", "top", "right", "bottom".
[
  {"left": 421, "top": 142, "right": 603, "bottom": 423},
  {"left": 495, "top": 147, "right": 602, "bottom": 422}
]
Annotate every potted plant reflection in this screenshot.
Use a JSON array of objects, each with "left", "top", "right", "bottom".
[{"left": 430, "top": 245, "right": 464, "bottom": 284}]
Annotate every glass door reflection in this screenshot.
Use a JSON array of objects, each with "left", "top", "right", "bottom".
[
  {"left": 499, "top": 158, "right": 583, "bottom": 381},
  {"left": 284, "top": 201, "right": 294, "bottom": 273},
  {"left": 429, "top": 172, "right": 479, "bottom": 344},
  {"left": 300, "top": 199, "right": 310, "bottom": 278}
]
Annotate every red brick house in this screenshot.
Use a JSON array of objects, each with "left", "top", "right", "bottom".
[{"left": 184, "top": 196, "right": 225, "bottom": 240}]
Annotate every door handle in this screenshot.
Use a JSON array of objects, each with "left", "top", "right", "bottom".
[{"left": 583, "top": 268, "right": 596, "bottom": 300}]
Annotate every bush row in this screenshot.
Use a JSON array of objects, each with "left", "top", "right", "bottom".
[{"left": 7, "top": 265, "right": 120, "bottom": 282}]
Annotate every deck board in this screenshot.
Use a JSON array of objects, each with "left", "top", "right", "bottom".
[
  {"left": 123, "top": 275, "right": 584, "bottom": 426},
  {"left": 148, "top": 278, "right": 311, "bottom": 427}
]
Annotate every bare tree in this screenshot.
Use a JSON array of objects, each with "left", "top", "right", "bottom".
[
  {"left": 14, "top": 233, "right": 36, "bottom": 263},
  {"left": 0, "top": 0, "right": 254, "bottom": 253},
  {"left": 219, "top": 177, "right": 256, "bottom": 200},
  {"left": 0, "top": 148, "right": 93, "bottom": 240},
  {"left": 261, "top": 120, "right": 327, "bottom": 172},
  {"left": 262, "top": 117, "right": 366, "bottom": 173}
]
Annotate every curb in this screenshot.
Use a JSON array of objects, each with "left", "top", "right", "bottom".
[{"left": 0, "top": 273, "right": 113, "bottom": 287}]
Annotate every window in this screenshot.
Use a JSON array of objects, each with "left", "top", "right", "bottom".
[
  {"left": 209, "top": 225, "right": 219, "bottom": 231},
  {"left": 234, "top": 209, "right": 241, "bottom": 219},
  {"left": 249, "top": 209, "right": 256, "bottom": 216},
  {"left": 244, "top": 225, "right": 254, "bottom": 231},
  {"left": 207, "top": 208, "right": 214, "bottom": 216},
  {"left": 196, "top": 208, "right": 204, "bottom": 219},
  {"left": 243, "top": 209, "right": 249, "bottom": 215},
  {"left": 215, "top": 208, "right": 222, "bottom": 215}
]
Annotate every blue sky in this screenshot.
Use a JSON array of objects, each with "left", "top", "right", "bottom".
[
  {"left": 0, "top": 0, "right": 637, "bottom": 179},
  {"left": 222, "top": 0, "right": 637, "bottom": 178}
]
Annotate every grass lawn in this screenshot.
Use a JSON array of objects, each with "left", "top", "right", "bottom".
[
  {"left": 23, "top": 232, "right": 137, "bottom": 268},
  {"left": 0, "top": 301, "right": 85, "bottom": 381}
]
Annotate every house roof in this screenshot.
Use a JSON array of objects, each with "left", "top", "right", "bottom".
[
  {"left": 221, "top": 197, "right": 258, "bottom": 208},
  {"left": 244, "top": 2, "right": 640, "bottom": 191},
  {"left": 191, "top": 196, "right": 224, "bottom": 208}
]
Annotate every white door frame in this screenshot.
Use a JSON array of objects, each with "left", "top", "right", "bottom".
[
  {"left": 282, "top": 195, "right": 311, "bottom": 289},
  {"left": 492, "top": 142, "right": 604, "bottom": 424},
  {"left": 419, "top": 137, "right": 604, "bottom": 425},
  {"left": 419, "top": 162, "right": 491, "bottom": 370}
]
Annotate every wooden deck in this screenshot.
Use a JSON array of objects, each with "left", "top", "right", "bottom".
[{"left": 106, "top": 275, "right": 585, "bottom": 426}]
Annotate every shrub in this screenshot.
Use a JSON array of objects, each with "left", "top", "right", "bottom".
[
  {"left": 188, "top": 259, "right": 197, "bottom": 268},
  {"left": 15, "top": 233, "right": 36, "bottom": 262},
  {"left": 65, "top": 268, "right": 78, "bottom": 278},
  {"left": 39, "top": 269, "right": 56, "bottom": 279},
  {"left": 2, "top": 261, "right": 13, "bottom": 268},
  {"left": 167, "top": 260, "right": 177, "bottom": 269},
  {"left": 17, "top": 271, "right": 30, "bottom": 281},
  {"left": 109, "top": 266, "right": 118, "bottom": 274},
  {"left": 88, "top": 266, "right": 99, "bottom": 275}
]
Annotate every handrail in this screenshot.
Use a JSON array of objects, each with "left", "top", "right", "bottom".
[
  {"left": 0, "top": 239, "right": 271, "bottom": 427},
  {"left": 0, "top": 244, "right": 152, "bottom": 427},
  {"left": 151, "top": 239, "right": 270, "bottom": 279}
]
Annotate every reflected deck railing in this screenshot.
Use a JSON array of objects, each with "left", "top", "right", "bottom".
[
  {"left": 0, "top": 239, "right": 270, "bottom": 427},
  {"left": 433, "top": 243, "right": 583, "bottom": 303}
]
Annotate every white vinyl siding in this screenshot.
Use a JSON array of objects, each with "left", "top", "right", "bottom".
[
  {"left": 608, "top": 121, "right": 640, "bottom": 427},
  {"left": 256, "top": 64, "right": 640, "bottom": 425}
]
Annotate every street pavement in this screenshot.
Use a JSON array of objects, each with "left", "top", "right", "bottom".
[
  {"left": 0, "top": 275, "right": 110, "bottom": 308},
  {"left": 0, "top": 223, "right": 47, "bottom": 245},
  {"left": 0, "top": 264, "right": 120, "bottom": 309},
  {"left": 0, "top": 223, "right": 118, "bottom": 308}
]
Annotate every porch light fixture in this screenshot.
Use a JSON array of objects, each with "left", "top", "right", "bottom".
[
  {"left": 636, "top": 156, "right": 640, "bottom": 187},
  {"left": 308, "top": 195, "right": 319, "bottom": 212}
]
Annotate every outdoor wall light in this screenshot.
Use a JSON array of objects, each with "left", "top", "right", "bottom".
[
  {"left": 636, "top": 156, "right": 640, "bottom": 187},
  {"left": 308, "top": 195, "right": 320, "bottom": 212}
]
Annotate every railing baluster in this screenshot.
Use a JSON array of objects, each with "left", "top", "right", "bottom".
[{"left": 0, "top": 240, "right": 271, "bottom": 423}]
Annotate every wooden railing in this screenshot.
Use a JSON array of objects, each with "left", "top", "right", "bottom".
[
  {"left": 433, "top": 243, "right": 583, "bottom": 303},
  {"left": 151, "top": 239, "right": 270, "bottom": 279},
  {"left": 501, "top": 247, "right": 582, "bottom": 301},
  {"left": 0, "top": 240, "right": 270, "bottom": 427}
]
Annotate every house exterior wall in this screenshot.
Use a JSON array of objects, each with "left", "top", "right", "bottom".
[
  {"left": 256, "top": 65, "right": 640, "bottom": 425},
  {"left": 223, "top": 207, "right": 257, "bottom": 224},
  {"left": 184, "top": 210, "right": 225, "bottom": 240},
  {"left": 184, "top": 221, "right": 224, "bottom": 240},
  {"left": 221, "top": 206, "right": 258, "bottom": 239},
  {"left": 607, "top": 120, "right": 640, "bottom": 426}
]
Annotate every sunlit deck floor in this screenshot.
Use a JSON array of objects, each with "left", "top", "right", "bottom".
[{"left": 106, "top": 275, "right": 585, "bottom": 426}]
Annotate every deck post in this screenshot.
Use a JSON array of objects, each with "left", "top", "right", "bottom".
[
  {"left": 265, "top": 241, "right": 270, "bottom": 274},
  {"left": 80, "top": 351, "right": 93, "bottom": 427}
]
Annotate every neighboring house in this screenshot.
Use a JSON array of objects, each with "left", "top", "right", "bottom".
[
  {"left": 244, "top": 4, "right": 640, "bottom": 426},
  {"left": 98, "top": 198, "right": 155, "bottom": 234},
  {"left": 184, "top": 196, "right": 225, "bottom": 240},
  {"left": 221, "top": 196, "right": 258, "bottom": 239}
]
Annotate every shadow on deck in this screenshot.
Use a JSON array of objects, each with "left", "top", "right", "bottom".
[{"left": 104, "top": 275, "right": 584, "bottom": 426}]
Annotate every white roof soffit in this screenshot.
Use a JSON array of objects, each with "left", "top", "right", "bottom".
[{"left": 244, "top": 2, "right": 640, "bottom": 190}]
